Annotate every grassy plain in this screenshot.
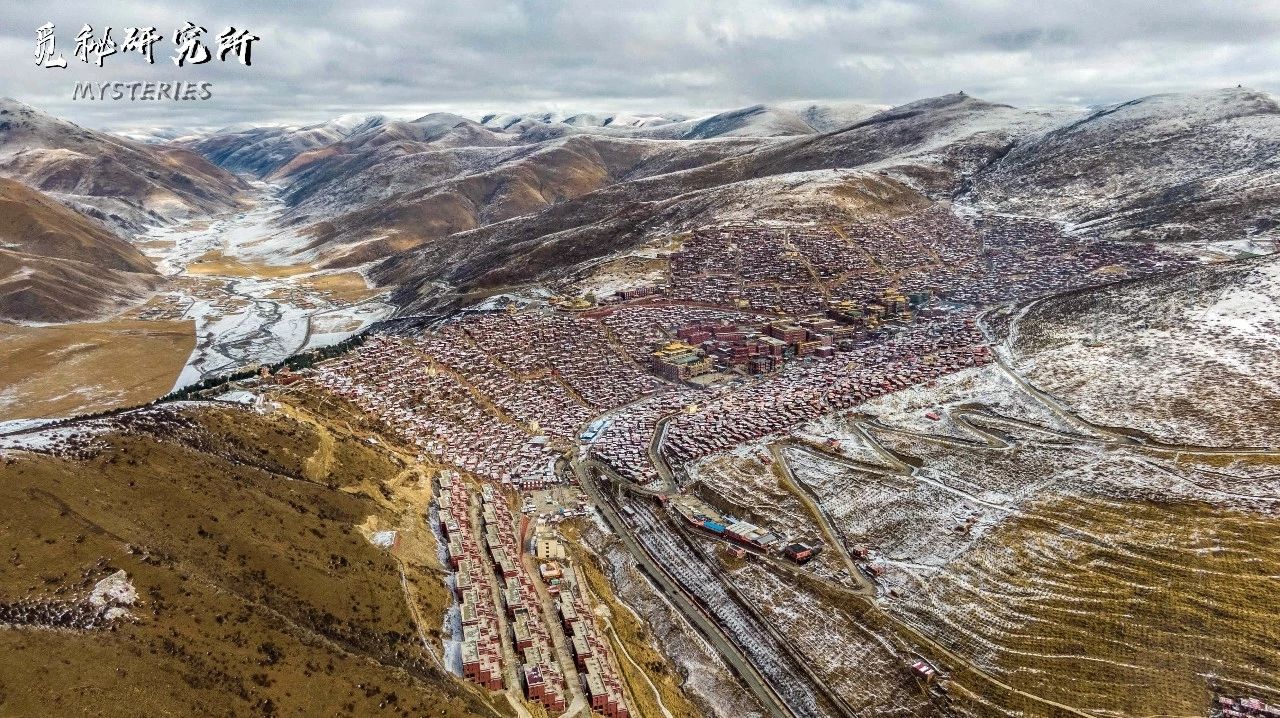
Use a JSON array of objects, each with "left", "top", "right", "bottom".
[{"left": 0, "top": 319, "right": 195, "bottom": 421}]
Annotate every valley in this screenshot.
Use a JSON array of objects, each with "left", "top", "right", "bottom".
[
  {"left": 0, "top": 182, "right": 395, "bottom": 424},
  {"left": 1, "top": 87, "right": 1278, "bottom": 718},
  {"left": 122, "top": 183, "right": 394, "bottom": 387}
]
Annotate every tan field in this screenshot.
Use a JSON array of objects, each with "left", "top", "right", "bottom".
[
  {"left": 185, "top": 249, "right": 315, "bottom": 278},
  {"left": 301, "top": 271, "right": 385, "bottom": 303},
  {"left": 184, "top": 250, "right": 382, "bottom": 303},
  {"left": 0, "top": 319, "right": 196, "bottom": 422}
]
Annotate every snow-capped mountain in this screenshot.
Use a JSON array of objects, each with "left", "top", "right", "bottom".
[
  {"left": 480, "top": 110, "right": 687, "bottom": 132},
  {"left": 188, "top": 113, "right": 392, "bottom": 178},
  {"left": 158, "top": 89, "right": 1279, "bottom": 316},
  {"left": 0, "top": 98, "right": 249, "bottom": 234},
  {"left": 478, "top": 103, "right": 884, "bottom": 140},
  {"left": 964, "top": 88, "right": 1280, "bottom": 243}
]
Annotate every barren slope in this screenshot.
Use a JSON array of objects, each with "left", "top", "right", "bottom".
[
  {"left": 0, "top": 179, "right": 160, "bottom": 322},
  {"left": 965, "top": 88, "right": 1280, "bottom": 243},
  {"left": 0, "top": 98, "right": 249, "bottom": 234},
  {"left": 1010, "top": 253, "right": 1280, "bottom": 447}
]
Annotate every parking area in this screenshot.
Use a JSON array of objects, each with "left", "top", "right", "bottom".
[{"left": 521, "top": 485, "right": 590, "bottom": 521}]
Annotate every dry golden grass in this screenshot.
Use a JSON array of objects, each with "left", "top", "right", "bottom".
[
  {"left": 827, "top": 173, "right": 930, "bottom": 215},
  {"left": 132, "top": 238, "right": 176, "bottom": 251},
  {"left": 301, "top": 271, "right": 384, "bottom": 303},
  {"left": 184, "top": 250, "right": 382, "bottom": 303},
  {"left": 0, "top": 178, "right": 153, "bottom": 274},
  {"left": 185, "top": 249, "right": 315, "bottom": 278},
  {"left": 0, "top": 319, "right": 195, "bottom": 422},
  {"left": 0, "top": 398, "right": 510, "bottom": 717},
  {"left": 1174, "top": 452, "right": 1280, "bottom": 470}
]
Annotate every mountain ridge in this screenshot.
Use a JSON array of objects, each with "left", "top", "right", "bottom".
[
  {"left": 0, "top": 98, "right": 250, "bottom": 235},
  {"left": 0, "top": 178, "right": 160, "bottom": 322},
  {"left": 161, "top": 88, "right": 1280, "bottom": 315}
]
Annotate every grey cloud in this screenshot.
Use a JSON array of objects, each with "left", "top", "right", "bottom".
[
  {"left": 0, "top": 0, "right": 1277, "bottom": 130},
  {"left": 982, "top": 26, "right": 1078, "bottom": 52}
]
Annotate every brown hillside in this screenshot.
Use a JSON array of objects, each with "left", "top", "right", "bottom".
[
  {"left": 0, "top": 179, "right": 160, "bottom": 322},
  {"left": 0, "top": 398, "right": 511, "bottom": 718},
  {"left": 0, "top": 178, "right": 153, "bottom": 273}
]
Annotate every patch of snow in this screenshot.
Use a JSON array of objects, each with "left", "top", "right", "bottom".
[{"left": 89, "top": 570, "right": 137, "bottom": 620}]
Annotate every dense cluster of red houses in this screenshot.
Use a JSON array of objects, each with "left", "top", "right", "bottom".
[
  {"left": 438, "top": 471, "right": 505, "bottom": 691},
  {"left": 460, "top": 311, "right": 660, "bottom": 408},
  {"left": 589, "top": 392, "right": 697, "bottom": 484},
  {"left": 1217, "top": 696, "right": 1280, "bottom": 718},
  {"left": 480, "top": 486, "right": 568, "bottom": 712},
  {"left": 901, "top": 214, "right": 1199, "bottom": 305},
  {"left": 661, "top": 315, "right": 992, "bottom": 465},
  {"left": 628, "top": 208, "right": 1196, "bottom": 315},
  {"left": 439, "top": 471, "right": 573, "bottom": 711},
  {"left": 602, "top": 305, "right": 776, "bottom": 361},
  {"left": 653, "top": 289, "right": 928, "bottom": 379},
  {"left": 314, "top": 337, "right": 560, "bottom": 487},
  {"left": 412, "top": 326, "right": 593, "bottom": 437}
]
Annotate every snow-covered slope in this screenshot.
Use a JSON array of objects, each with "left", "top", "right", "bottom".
[
  {"left": 964, "top": 88, "right": 1280, "bottom": 243},
  {"left": 338, "top": 113, "right": 511, "bottom": 152},
  {"left": 481, "top": 102, "right": 883, "bottom": 140},
  {"left": 188, "top": 114, "right": 390, "bottom": 178},
  {"left": 116, "top": 126, "right": 214, "bottom": 144},
  {"left": 790, "top": 93, "right": 1078, "bottom": 195},
  {"left": 0, "top": 98, "right": 248, "bottom": 233},
  {"left": 480, "top": 110, "right": 687, "bottom": 132},
  {"left": 1010, "top": 253, "right": 1280, "bottom": 447},
  {"left": 774, "top": 101, "right": 888, "bottom": 132}
]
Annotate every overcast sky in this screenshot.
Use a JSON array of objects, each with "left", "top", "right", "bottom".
[{"left": 5, "top": 0, "right": 1280, "bottom": 130}]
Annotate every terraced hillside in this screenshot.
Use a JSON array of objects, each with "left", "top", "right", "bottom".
[{"left": 677, "top": 262, "right": 1280, "bottom": 716}]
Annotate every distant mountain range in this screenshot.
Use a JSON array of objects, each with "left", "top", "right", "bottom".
[
  {"left": 0, "top": 88, "right": 1277, "bottom": 323},
  {"left": 197, "top": 88, "right": 1276, "bottom": 314},
  {"left": 0, "top": 99, "right": 248, "bottom": 235},
  {"left": 0, "top": 98, "right": 248, "bottom": 321}
]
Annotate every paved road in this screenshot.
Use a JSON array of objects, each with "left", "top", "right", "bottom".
[
  {"left": 767, "top": 441, "right": 877, "bottom": 596},
  {"left": 572, "top": 458, "right": 801, "bottom": 718},
  {"left": 648, "top": 413, "right": 678, "bottom": 491}
]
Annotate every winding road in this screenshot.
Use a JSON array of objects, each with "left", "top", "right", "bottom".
[{"left": 575, "top": 295, "right": 1280, "bottom": 718}]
